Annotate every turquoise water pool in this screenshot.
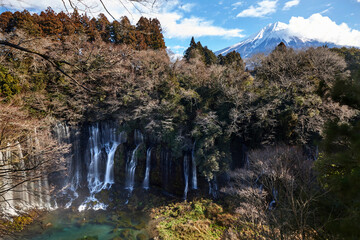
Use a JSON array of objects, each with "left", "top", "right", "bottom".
[{"left": 15, "top": 208, "right": 150, "bottom": 240}]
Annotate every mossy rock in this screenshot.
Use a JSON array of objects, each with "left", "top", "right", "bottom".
[
  {"left": 76, "top": 236, "right": 98, "bottom": 240},
  {"left": 136, "top": 232, "right": 148, "bottom": 240},
  {"left": 119, "top": 229, "right": 132, "bottom": 239},
  {"left": 133, "top": 221, "right": 146, "bottom": 230},
  {"left": 111, "top": 237, "right": 122, "bottom": 240}
]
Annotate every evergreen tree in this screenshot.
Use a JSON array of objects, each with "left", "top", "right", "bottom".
[
  {"left": 218, "top": 51, "right": 244, "bottom": 70},
  {"left": 0, "top": 65, "right": 21, "bottom": 99},
  {"left": 0, "top": 10, "right": 165, "bottom": 50},
  {"left": 203, "top": 46, "right": 217, "bottom": 65},
  {"left": 184, "top": 37, "right": 217, "bottom": 65},
  {"left": 316, "top": 74, "right": 360, "bottom": 238},
  {"left": 96, "top": 13, "right": 111, "bottom": 42},
  {"left": 148, "top": 18, "right": 165, "bottom": 49},
  {"left": 274, "top": 41, "right": 287, "bottom": 52},
  {"left": 116, "top": 16, "right": 137, "bottom": 48},
  {"left": 39, "top": 8, "right": 63, "bottom": 36},
  {"left": 0, "top": 11, "right": 13, "bottom": 32},
  {"left": 184, "top": 37, "right": 197, "bottom": 61}
]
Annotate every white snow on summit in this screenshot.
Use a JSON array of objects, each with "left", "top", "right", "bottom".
[{"left": 216, "top": 21, "right": 338, "bottom": 58}]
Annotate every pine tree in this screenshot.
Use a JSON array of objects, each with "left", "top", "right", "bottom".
[
  {"left": 39, "top": 7, "right": 63, "bottom": 36},
  {"left": 218, "top": 51, "right": 244, "bottom": 70},
  {"left": 148, "top": 18, "right": 165, "bottom": 49},
  {"left": 0, "top": 11, "right": 13, "bottom": 32},
  {"left": 184, "top": 37, "right": 197, "bottom": 61}
]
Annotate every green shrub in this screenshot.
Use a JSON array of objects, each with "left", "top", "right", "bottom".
[{"left": 0, "top": 65, "right": 21, "bottom": 99}]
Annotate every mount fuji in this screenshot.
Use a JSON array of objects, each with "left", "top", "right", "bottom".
[{"left": 216, "top": 22, "right": 339, "bottom": 58}]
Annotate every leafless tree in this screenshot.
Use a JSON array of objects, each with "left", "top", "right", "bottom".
[
  {"left": 0, "top": 101, "right": 69, "bottom": 216},
  {"left": 222, "top": 145, "right": 329, "bottom": 240}
]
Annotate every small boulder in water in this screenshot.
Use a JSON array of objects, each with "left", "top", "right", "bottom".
[
  {"left": 44, "top": 222, "right": 52, "bottom": 228},
  {"left": 76, "top": 236, "right": 98, "bottom": 240}
]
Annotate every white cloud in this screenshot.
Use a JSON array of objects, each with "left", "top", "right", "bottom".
[
  {"left": 170, "top": 45, "right": 186, "bottom": 50},
  {"left": 0, "top": 0, "right": 68, "bottom": 12},
  {"left": 158, "top": 12, "right": 244, "bottom": 39},
  {"left": 237, "top": 0, "right": 278, "bottom": 18},
  {"left": 358, "top": 0, "right": 360, "bottom": 3},
  {"left": 179, "top": 3, "right": 195, "bottom": 12},
  {"left": 287, "top": 13, "right": 360, "bottom": 47},
  {"left": 282, "top": 0, "right": 300, "bottom": 10},
  {"left": 0, "top": 0, "right": 244, "bottom": 39}
]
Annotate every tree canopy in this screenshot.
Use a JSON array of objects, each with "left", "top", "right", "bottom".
[{"left": 0, "top": 9, "right": 165, "bottom": 50}]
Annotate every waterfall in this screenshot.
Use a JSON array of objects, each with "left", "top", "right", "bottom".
[
  {"left": 53, "top": 122, "right": 70, "bottom": 143},
  {"left": 37, "top": 177, "right": 44, "bottom": 208},
  {"left": 78, "top": 122, "right": 126, "bottom": 211},
  {"left": 162, "top": 150, "right": 171, "bottom": 191},
  {"left": 183, "top": 154, "right": 190, "bottom": 199},
  {"left": 17, "top": 142, "right": 30, "bottom": 208},
  {"left": 0, "top": 146, "right": 17, "bottom": 216},
  {"left": 67, "top": 130, "right": 81, "bottom": 206},
  {"left": 142, "top": 147, "right": 152, "bottom": 190},
  {"left": 53, "top": 122, "right": 82, "bottom": 209},
  {"left": 125, "top": 130, "right": 143, "bottom": 192},
  {"left": 43, "top": 175, "right": 52, "bottom": 209},
  {"left": 208, "top": 176, "right": 218, "bottom": 198},
  {"left": 191, "top": 142, "right": 197, "bottom": 190},
  {"left": 0, "top": 141, "right": 52, "bottom": 216},
  {"left": 269, "top": 188, "right": 278, "bottom": 210},
  {"left": 244, "top": 152, "right": 250, "bottom": 169},
  {"left": 28, "top": 173, "right": 35, "bottom": 207},
  {"left": 87, "top": 124, "right": 103, "bottom": 195}
]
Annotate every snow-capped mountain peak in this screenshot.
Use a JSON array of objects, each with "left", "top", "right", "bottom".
[{"left": 216, "top": 21, "right": 337, "bottom": 58}]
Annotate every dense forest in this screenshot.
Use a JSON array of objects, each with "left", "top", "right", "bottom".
[
  {"left": 0, "top": 9, "right": 165, "bottom": 50},
  {"left": 0, "top": 8, "right": 360, "bottom": 240}
]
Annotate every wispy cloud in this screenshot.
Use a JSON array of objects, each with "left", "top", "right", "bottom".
[
  {"left": 232, "top": 1, "right": 243, "bottom": 7},
  {"left": 319, "top": 7, "right": 333, "bottom": 15},
  {"left": 282, "top": 0, "right": 300, "bottom": 10},
  {"left": 287, "top": 13, "right": 360, "bottom": 47},
  {"left": 231, "top": 1, "right": 243, "bottom": 10},
  {"left": 237, "top": 0, "right": 278, "bottom": 18},
  {"left": 179, "top": 3, "right": 195, "bottom": 12},
  {"left": 170, "top": 45, "right": 186, "bottom": 50}
]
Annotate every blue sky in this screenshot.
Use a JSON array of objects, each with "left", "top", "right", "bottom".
[{"left": 1, "top": 0, "right": 360, "bottom": 56}]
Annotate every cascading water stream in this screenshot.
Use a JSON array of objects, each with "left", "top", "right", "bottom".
[
  {"left": 269, "top": 188, "right": 278, "bottom": 210},
  {"left": 142, "top": 147, "right": 152, "bottom": 190},
  {"left": 17, "top": 142, "right": 30, "bottom": 208},
  {"left": 0, "top": 145, "right": 17, "bottom": 216},
  {"left": 191, "top": 142, "right": 197, "bottom": 190},
  {"left": 0, "top": 139, "right": 52, "bottom": 215},
  {"left": 125, "top": 130, "right": 143, "bottom": 192},
  {"left": 78, "top": 122, "right": 126, "bottom": 211},
  {"left": 183, "top": 154, "right": 190, "bottom": 200},
  {"left": 208, "top": 176, "right": 218, "bottom": 198},
  {"left": 53, "top": 122, "right": 80, "bottom": 209},
  {"left": 87, "top": 125, "right": 102, "bottom": 195},
  {"left": 161, "top": 150, "right": 171, "bottom": 192}
]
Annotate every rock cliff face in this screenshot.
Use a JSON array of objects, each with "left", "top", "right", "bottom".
[
  {"left": 0, "top": 120, "right": 248, "bottom": 215},
  {"left": 53, "top": 121, "right": 204, "bottom": 210}
]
